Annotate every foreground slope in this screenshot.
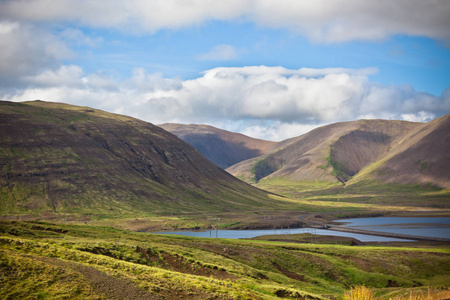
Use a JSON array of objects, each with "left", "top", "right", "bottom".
[
  {"left": 227, "top": 117, "right": 450, "bottom": 190},
  {"left": 0, "top": 101, "right": 277, "bottom": 218},
  {"left": 160, "top": 123, "right": 277, "bottom": 168},
  {"left": 1, "top": 221, "right": 449, "bottom": 299}
]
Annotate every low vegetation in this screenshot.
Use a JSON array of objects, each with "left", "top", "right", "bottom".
[
  {"left": 1, "top": 221, "right": 449, "bottom": 299},
  {"left": 255, "top": 177, "right": 450, "bottom": 210},
  {"left": 344, "top": 285, "right": 450, "bottom": 300},
  {"left": 1, "top": 101, "right": 449, "bottom": 299}
]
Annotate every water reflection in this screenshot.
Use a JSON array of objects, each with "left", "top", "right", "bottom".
[
  {"left": 153, "top": 227, "right": 412, "bottom": 242},
  {"left": 338, "top": 217, "right": 450, "bottom": 239}
]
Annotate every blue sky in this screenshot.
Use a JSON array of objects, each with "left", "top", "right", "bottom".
[{"left": 1, "top": 0, "right": 449, "bottom": 140}]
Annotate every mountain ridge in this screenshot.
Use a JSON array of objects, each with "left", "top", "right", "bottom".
[
  {"left": 160, "top": 123, "right": 277, "bottom": 169},
  {"left": 226, "top": 117, "right": 449, "bottom": 189},
  {"left": 354, "top": 114, "right": 450, "bottom": 188},
  {"left": 0, "top": 100, "right": 277, "bottom": 218}
]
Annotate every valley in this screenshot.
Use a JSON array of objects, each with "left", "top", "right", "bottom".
[
  {"left": 1, "top": 100, "right": 449, "bottom": 299},
  {"left": 1, "top": 220, "right": 449, "bottom": 300}
]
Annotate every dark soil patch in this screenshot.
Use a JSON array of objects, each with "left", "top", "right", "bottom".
[
  {"left": 387, "top": 279, "right": 400, "bottom": 287},
  {"left": 343, "top": 256, "right": 374, "bottom": 271},
  {"left": 136, "top": 246, "right": 239, "bottom": 281},
  {"left": 30, "top": 225, "right": 68, "bottom": 234},
  {"left": 272, "top": 262, "right": 306, "bottom": 281},
  {"left": 80, "top": 246, "right": 120, "bottom": 260},
  {"left": 274, "top": 288, "right": 323, "bottom": 299}
]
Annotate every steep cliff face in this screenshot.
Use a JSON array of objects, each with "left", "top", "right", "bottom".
[{"left": 0, "top": 101, "right": 273, "bottom": 216}]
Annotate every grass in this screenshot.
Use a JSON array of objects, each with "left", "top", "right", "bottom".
[
  {"left": 343, "top": 286, "right": 377, "bottom": 300},
  {"left": 5, "top": 174, "right": 443, "bottom": 233},
  {"left": 1, "top": 100, "right": 450, "bottom": 298},
  {"left": 344, "top": 285, "right": 450, "bottom": 300},
  {"left": 3, "top": 100, "right": 299, "bottom": 220},
  {"left": 255, "top": 177, "right": 450, "bottom": 211},
  {"left": 0, "top": 221, "right": 449, "bottom": 299}
]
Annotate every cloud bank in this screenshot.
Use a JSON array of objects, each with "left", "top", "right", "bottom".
[
  {"left": 1, "top": 1, "right": 448, "bottom": 140},
  {"left": 0, "top": 21, "right": 71, "bottom": 80},
  {"left": 4, "top": 65, "right": 449, "bottom": 141},
  {"left": 1, "top": 0, "right": 449, "bottom": 43}
]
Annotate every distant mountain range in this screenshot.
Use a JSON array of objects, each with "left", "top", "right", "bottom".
[
  {"left": 0, "top": 101, "right": 275, "bottom": 217},
  {"left": 164, "top": 116, "right": 450, "bottom": 189},
  {"left": 159, "top": 123, "right": 277, "bottom": 169},
  {"left": 1, "top": 100, "right": 448, "bottom": 219}
]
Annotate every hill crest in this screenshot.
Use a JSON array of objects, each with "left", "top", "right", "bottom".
[
  {"left": 160, "top": 123, "right": 277, "bottom": 169},
  {"left": 226, "top": 117, "right": 449, "bottom": 189},
  {"left": 0, "top": 100, "right": 276, "bottom": 218}
]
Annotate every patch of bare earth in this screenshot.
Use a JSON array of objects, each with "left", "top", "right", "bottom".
[
  {"left": 37, "top": 256, "right": 159, "bottom": 300},
  {"left": 136, "top": 246, "right": 239, "bottom": 281},
  {"left": 272, "top": 262, "right": 306, "bottom": 281}
]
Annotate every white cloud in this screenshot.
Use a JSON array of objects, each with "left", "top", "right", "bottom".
[
  {"left": 0, "top": 21, "right": 72, "bottom": 78},
  {"left": 128, "top": 68, "right": 182, "bottom": 92},
  {"left": 197, "top": 44, "right": 239, "bottom": 61},
  {"left": 1, "top": 0, "right": 449, "bottom": 43},
  {"left": 26, "top": 65, "right": 84, "bottom": 87},
  {"left": 401, "top": 111, "right": 436, "bottom": 123},
  {"left": 249, "top": 0, "right": 450, "bottom": 43},
  {"left": 3, "top": 65, "right": 449, "bottom": 141},
  {"left": 239, "top": 122, "right": 323, "bottom": 141}
]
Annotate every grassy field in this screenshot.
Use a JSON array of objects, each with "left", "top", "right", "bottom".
[
  {"left": 255, "top": 177, "right": 450, "bottom": 208},
  {"left": 1, "top": 221, "right": 449, "bottom": 299},
  {"left": 4, "top": 176, "right": 448, "bottom": 233}
]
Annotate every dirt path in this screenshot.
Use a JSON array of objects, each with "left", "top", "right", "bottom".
[{"left": 37, "top": 256, "right": 159, "bottom": 300}]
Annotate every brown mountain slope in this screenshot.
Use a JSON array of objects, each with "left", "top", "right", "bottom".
[
  {"left": 159, "top": 123, "right": 277, "bottom": 168},
  {"left": 227, "top": 119, "right": 424, "bottom": 185},
  {"left": 350, "top": 114, "right": 450, "bottom": 189},
  {"left": 0, "top": 101, "right": 276, "bottom": 217}
]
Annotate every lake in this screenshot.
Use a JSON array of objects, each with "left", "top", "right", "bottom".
[
  {"left": 337, "top": 216, "right": 450, "bottom": 239},
  {"left": 152, "top": 216, "right": 450, "bottom": 242},
  {"left": 152, "top": 227, "right": 412, "bottom": 242}
]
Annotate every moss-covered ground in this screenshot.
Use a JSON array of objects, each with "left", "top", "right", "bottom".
[{"left": 0, "top": 221, "right": 449, "bottom": 299}]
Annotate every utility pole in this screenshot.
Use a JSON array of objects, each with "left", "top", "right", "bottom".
[{"left": 207, "top": 217, "right": 220, "bottom": 238}]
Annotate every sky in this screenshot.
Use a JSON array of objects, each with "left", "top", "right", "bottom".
[{"left": 1, "top": 0, "right": 449, "bottom": 141}]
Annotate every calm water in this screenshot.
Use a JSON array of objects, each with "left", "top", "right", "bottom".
[
  {"left": 337, "top": 217, "right": 450, "bottom": 239},
  {"left": 153, "top": 217, "right": 450, "bottom": 241},
  {"left": 153, "top": 227, "right": 412, "bottom": 242}
]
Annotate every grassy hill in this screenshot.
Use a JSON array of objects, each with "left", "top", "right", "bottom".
[
  {"left": 160, "top": 123, "right": 277, "bottom": 169},
  {"left": 350, "top": 114, "right": 450, "bottom": 189},
  {"left": 1, "top": 221, "right": 449, "bottom": 300},
  {"left": 1, "top": 102, "right": 448, "bottom": 299},
  {"left": 0, "top": 100, "right": 284, "bottom": 219},
  {"left": 227, "top": 117, "right": 450, "bottom": 190}
]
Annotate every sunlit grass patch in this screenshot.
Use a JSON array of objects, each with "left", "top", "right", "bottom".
[
  {"left": 344, "top": 285, "right": 377, "bottom": 300},
  {"left": 1, "top": 221, "right": 449, "bottom": 299}
]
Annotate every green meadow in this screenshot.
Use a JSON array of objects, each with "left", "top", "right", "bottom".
[{"left": 1, "top": 221, "right": 449, "bottom": 299}]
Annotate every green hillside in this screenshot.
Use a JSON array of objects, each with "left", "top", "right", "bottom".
[
  {"left": 0, "top": 101, "right": 284, "bottom": 219},
  {"left": 1, "top": 221, "right": 449, "bottom": 300}
]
